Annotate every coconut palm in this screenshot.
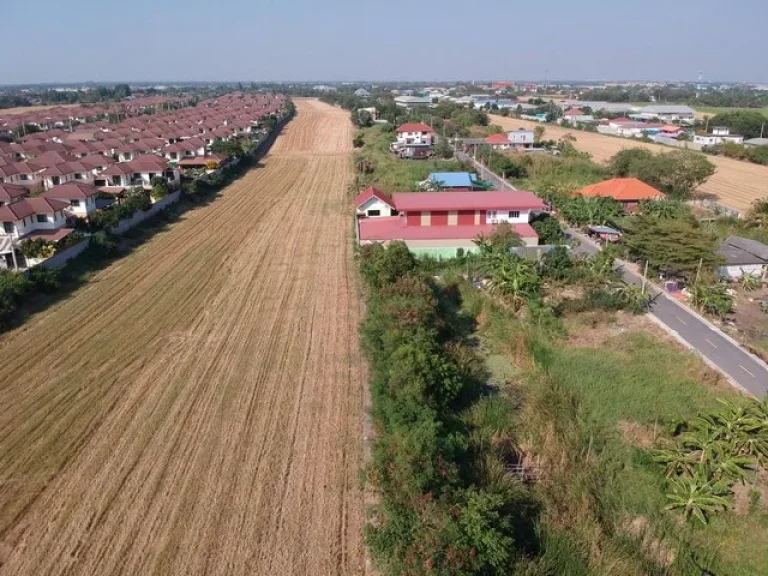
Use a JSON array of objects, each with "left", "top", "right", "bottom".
[{"left": 665, "top": 474, "right": 731, "bottom": 524}]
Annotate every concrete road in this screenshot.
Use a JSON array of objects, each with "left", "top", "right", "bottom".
[
  {"left": 459, "top": 150, "right": 768, "bottom": 398},
  {"left": 573, "top": 231, "right": 768, "bottom": 398}
]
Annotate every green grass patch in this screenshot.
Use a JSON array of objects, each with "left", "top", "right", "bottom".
[
  {"left": 470, "top": 292, "right": 768, "bottom": 576},
  {"left": 355, "top": 125, "right": 469, "bottom": 193},
  {"left": 693, "top": 105, "right": 768, "bottom": 120}
]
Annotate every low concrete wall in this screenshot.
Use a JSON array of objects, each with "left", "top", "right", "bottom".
[
  {"left": 39, "top": 239, "right": 89, "bottom": 270},
  {"left": 110, "top": 191, "right": 181, "bottom": 236}
]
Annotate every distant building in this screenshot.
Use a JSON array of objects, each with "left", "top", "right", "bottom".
[
  {"left": 507, "top": 129, "right": 535, "bottom": 149},
  {"left": 744, "top": 137, "right": 768, "bottom": 148},
  {"left": 693, "top": 126, "right": 744, "bottom": 146},
  {"left": 354, "top": 88, "right": 372, "bottom": 98},
  {"left": 394, "top": 96, "right": 432, "bottom": 109},
  {"left": 391, "top": 123, "right": 435, "bottom": 159},
  {"left": 635, "top": 105, "right": 696, "bottom": 124}
]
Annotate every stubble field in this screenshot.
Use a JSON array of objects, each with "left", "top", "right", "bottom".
[
  {"left": 491, "top": 114, "right": 768, "bottom": 212},
  {"left": 0, "top": 99, "right": 366, "bottom": 575}
]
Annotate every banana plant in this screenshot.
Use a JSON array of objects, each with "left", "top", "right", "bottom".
[{"left": 665, "top": 474, "right": 731, "bottom": 525}]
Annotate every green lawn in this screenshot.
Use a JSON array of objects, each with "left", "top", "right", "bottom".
[{"left": 354, "top": 126, "right": 468, "bottom": 193}]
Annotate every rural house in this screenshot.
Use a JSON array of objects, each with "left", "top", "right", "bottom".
[
  {"left": 392, "top": 122, "right": 436, "bottom": 159},
  {"left": 507, "top": 129, "right": 535, "bottom": 149},
  {"left": 0, "top": 183, "right": 29, "bottom": 206},
  {"left": 355, "top": 186, "right": 396, "bottom": 218},
  {"left": 357, "top": 190, "right": 544, "bottom": 256},
  {"left": 484, "top": 133, "right": 513, "bottom": 150},
  {"left": 716, "top": 236, "right": 768, "bottom": 280},
  {"left": 693, "top": 127, "right": 744, "bottom": 146},
  {"left": 576, "top": 177, "right": 664, "bottom": 212}
]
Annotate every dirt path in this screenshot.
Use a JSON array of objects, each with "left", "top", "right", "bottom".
[
  {"left": 0, "top": 99, "right": 366, "bottom": 575},
  {"left": 490, "top": 114, "right": 768, "bottom": 213}
]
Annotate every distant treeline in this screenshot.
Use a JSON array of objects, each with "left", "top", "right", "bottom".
[{"left": 579, "top": 86, "right": 768, "bottom": 108}]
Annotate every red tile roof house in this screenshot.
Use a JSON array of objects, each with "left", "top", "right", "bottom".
[
  {"left": 355, "top": 186, "right": 397, "bottom": 218},
  {"left": 392, "top": 123, "right": 436, "bottom": 159},
  {"left": 0, "top": 183, "right": 29, "bottom": 206},
  {"left": 576, "top": 177, "right": 665, "bottom": 213},
  {"left": 357, "top": 189, "right": 544, "bottom": 257},
  {"left": 0, "top": 198, "right": 73, "bottom": 269},
  {"left": 101, "top": 156, "right": 180, "bottom": 191},
  {"left": 40, "top": 182, "right": 99, "bottom": 219},
  {"left": 40, "top": 161, "right": 95, "bottom": 190},
  {"left": 484, "top": 133, "right": 513, "bottom": 150}
]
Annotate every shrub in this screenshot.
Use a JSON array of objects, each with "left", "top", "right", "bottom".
[
  {"left": 85, "top": 234, "right": 119, "bottom": 260},
  {"left": 0, "top": 271, "right": 31, "bottom": 327},
  {"left": 27, "top": 266, "right": 61, "bottom": 293}
]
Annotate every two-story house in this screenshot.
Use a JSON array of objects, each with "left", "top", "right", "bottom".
[
  {"left": 693, "top": 126, "right": 744, "bottom": 146},
  {"left": 392, "top": 123, "right": 436, "bottom": 159},
  {"left": 41, "top": 183, "right": 99, "bottom": 219},
  {"left": 507, "top": 129, "right": 535, "bottom": 149},
  {"left": 357, "top": 189, "right": 544, "bottom": 256}
]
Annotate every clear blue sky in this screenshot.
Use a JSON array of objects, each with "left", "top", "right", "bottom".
[{"left": 2, "top": 0, "right": 766, "bottom": 84}]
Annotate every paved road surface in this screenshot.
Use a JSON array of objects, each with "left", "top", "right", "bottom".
[{"left": 459, "top": 150, "right": 768, "bottom": 398}]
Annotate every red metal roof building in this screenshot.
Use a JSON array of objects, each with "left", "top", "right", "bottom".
[
  {"left": 357, "top": 190, "right": 544, "bottom": 256},
  {"left": 576, "top": 177, "right": 664, "bottom": 212}
]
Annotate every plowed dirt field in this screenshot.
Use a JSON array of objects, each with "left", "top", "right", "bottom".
[
  {"left": 490, "top": 114, "right": 768, "bottom": 213},
  {"left": 0, "top": 99, "right": 365, "bottom": 575}
]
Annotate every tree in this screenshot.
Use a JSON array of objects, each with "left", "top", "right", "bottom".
[
  {"left": 483, "top": 254, "right": 542, "bottom": 310},
  {"left": 539, "top": 245, "right": 573, "bottom": 280},
  {"left": 474, "top": 222, "right": 523, "bottom": 254},
  {"left": 710, "top": 110, "right": 768, "bottom": 140},
  {"left": 359, "top": 241, "right": 417, "bottom": 289},
  {"left": 433, "top": 138, "right": 453, "bottom": 159},
  {"left": 150, "top": 176, "right": 169, "bottom": 200},
  {"left": 639, "top": 198, "right": 690, "bottom": 219},
  {"left": 211, "top": 138, "right": 243, "bottom": 159},
  {"left": 621, "top": 215, "right": 721, "bottom": 279},
  {"left": 533, "top": 125, "right": 545, "bottom": 143},
  {"left": 608, "top": 148, "right": 715, "bottom": 198},
  {"left": 531, "top": 214, "right": 564, "bottom": 244}
]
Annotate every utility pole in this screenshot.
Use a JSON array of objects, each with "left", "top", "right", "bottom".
[
  {"left": 761, "top": 122, "right": 765, "bottom": 139},
  {"left": 641, "top": 260, "right": 649, "bottom": 295}
]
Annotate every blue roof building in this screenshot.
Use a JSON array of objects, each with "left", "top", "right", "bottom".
[{"left": 428, "top": 172, "right": 478, "bottom": 189}]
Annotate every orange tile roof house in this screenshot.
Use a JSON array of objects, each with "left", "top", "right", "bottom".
[{"left": 576, "top": 177, "right": 664, "bottom": 212}]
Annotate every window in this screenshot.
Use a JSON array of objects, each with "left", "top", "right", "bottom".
[
  {"left": 367, "top": 209, "right": 380, "bottom": 217},
  {"left": 37, "top": 215, "right": 48, "bottom": 223},
  {"left": 20, "top": 174, "right": 29, "bottom": 181},
  {"left": 508, "top": 211, "right": 520, "bottom": 219},
  {"left": 3, "top": 223, "right": 13, "bottom": 234},
  {"left": 70, "top": 199, "right": 80, "bottom": 207},
  {"left": 487, "top": 210, "right": 497, "bottom": 221},
  {"left": 75, "top": 173, "right": 84, "bottom": 180}
]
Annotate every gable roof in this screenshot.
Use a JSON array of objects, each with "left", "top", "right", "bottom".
[
  {"left": 396, "top": 122, "right": 435, "bottom": 133},
  {"left": 576, "top": 178, "right": 664, "bottom": 201},
  {"left": 717, "top": 236, "right": 768, "bottom": 266},
  {"left": 392, "top": 190, "right": 544, "bottom": 212},
  {"left": 359, "top": 216, "right": 538, "bottom": 242},
  {"left": 0, "top": 183, "right": 29, "bottom": 203},
  {"left": 355, "top": 186, "right": 395, "bottom": 209},
  {"left": 41, "top": 182, "right": 99, "bottom": 200},
  {"left": 564, "top": 108, "right": 584, "bottom": 116},
  {"left": 0, "top": 197, "right": 69, "bottom": 222},
  {"left": 485, "top": 134, "right": 511, "bottom": 144}
]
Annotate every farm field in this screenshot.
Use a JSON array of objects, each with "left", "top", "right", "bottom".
[
  {"left": 0, "top": 99, "right": 366, "bottom": 575},
  {"left": 0, "top": 103, "right": 82, "bottom": 115},
  {"left": 490, "top": 114, "right": 768, "bottom": 212}
]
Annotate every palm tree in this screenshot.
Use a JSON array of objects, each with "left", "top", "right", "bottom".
[{"left": 665, "top": 474, "right": 731, "bottom": 524}]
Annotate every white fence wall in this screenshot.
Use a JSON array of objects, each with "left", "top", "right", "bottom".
[
  {"left": 110, "top": 191, "right": 181, "bottom": 236},
  {"left": 38, "top": 239, "right": 90, "bottom": 270}
]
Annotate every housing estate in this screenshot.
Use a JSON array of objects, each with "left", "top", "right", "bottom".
[
  {"left": 356, "top": 187, "right": 544, "bottom": 256},
  {"left": 576, "top": 178, "right": 664, "bottom": 212}
]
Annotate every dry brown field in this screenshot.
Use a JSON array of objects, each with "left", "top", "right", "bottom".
[
  {"left": 490, "top": 114, "right": 768, "bottom": 212},
  {"left": 0, "top": 104, "right": 82, "bottom": 116},
  {"left": 0, "top": 99, "right": 366, "bottom": 575}
]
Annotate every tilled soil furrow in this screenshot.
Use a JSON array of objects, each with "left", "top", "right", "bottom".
[{"left": 0, "top": 99, "right": 364, "bottom": 576}]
